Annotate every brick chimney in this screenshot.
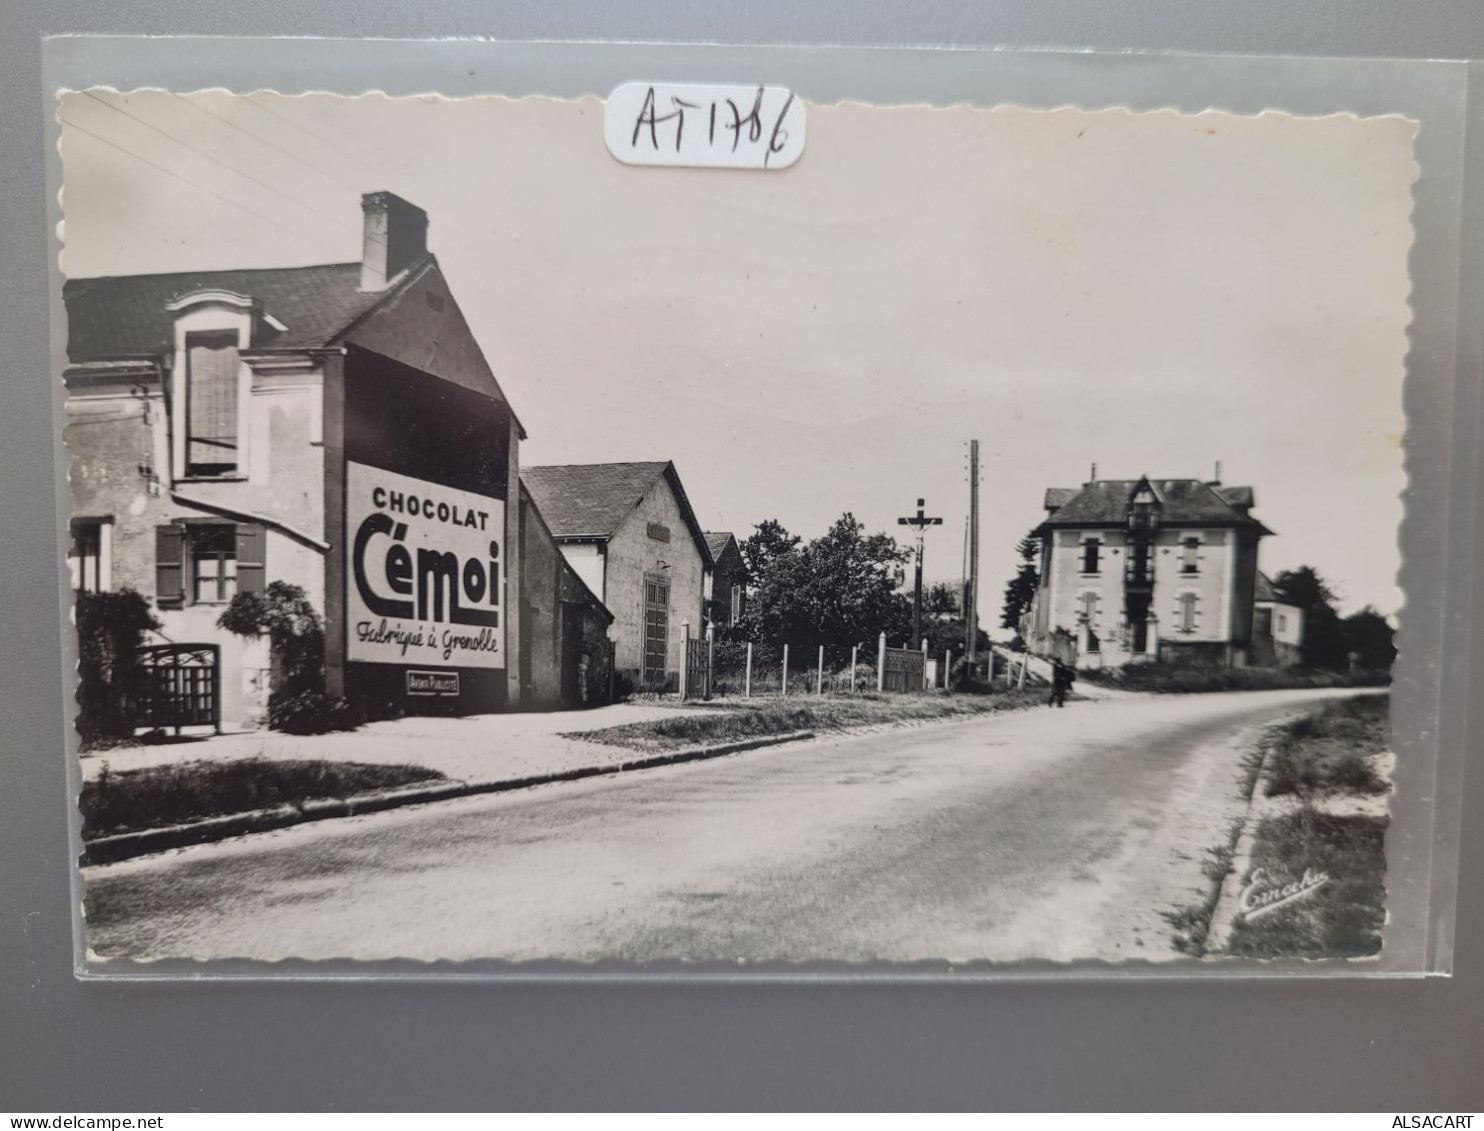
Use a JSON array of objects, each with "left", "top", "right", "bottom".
[{"left": 360, "top": 191, "right": 428, "bottom": 291}]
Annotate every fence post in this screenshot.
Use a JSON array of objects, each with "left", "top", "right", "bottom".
[
  {"left": 1018, "top": 652, "right": 1028, "bottom": 689},
  {"left": 921, "top": 638, "right": 929, "bottom": 691},
  {"left": 850, "top": 644, "right": 858, "bottom": 695},
  {"left": 816, "top": 645, "right": 825, "bottom": 696},
  {"left": 944, "top": 648, "right": 952, "bottom": 692},
  {"left": 679, "top": 620, "right": 690, "bottom": 700},
  {"left": 782, "top": 642, "right": 789, "bottom": 698},
  {"left": 706, "top": 624, "right": 714, "bottom": 701},
  {"left": 745, "top": 642, "right": 753, "bottom": 699},
  {"left": 877, "top": 632, "right": 886, "bottom": 692}
]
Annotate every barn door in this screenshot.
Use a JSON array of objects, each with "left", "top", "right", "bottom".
[{"left": 642, "top": 579, "right": 669, "bottom": 690}]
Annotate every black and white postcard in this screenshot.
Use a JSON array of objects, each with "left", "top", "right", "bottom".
[{"left": 57, "top": 80, "right": 1417, "bottom": 967}]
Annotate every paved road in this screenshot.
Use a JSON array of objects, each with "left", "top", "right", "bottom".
[{"left": 84, "top": 688, "right": 1374, "bottom": 965}]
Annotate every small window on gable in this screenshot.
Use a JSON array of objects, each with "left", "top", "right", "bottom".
[
  {"left": 1081, "top": 539, "right": 1101, "bottom": 574},
  {"left": 184, "top": 330, "right": 241, "bottom": 477}
]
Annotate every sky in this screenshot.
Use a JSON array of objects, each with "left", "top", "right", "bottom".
[{"left": 57, "top": 90, "right": 1417, "bottom": 621}]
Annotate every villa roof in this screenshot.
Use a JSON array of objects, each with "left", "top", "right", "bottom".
[{"left": 1039, "top": 477, "right": 1272, "bottom": 534}]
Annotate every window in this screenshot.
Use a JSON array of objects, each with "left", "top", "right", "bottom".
[
  {"left": 155, "top": 522, "right": 265, "bottom": 608},
  {"left": 69, "top": 518, "right": 111, "bottom": 593},
  {"left": 1180, "top": 536, "right": 1201, "bottom": 574},
  {"left": 1278, "top": 613, "right": 1288, "bottom": 634},
  {"left": 1081, "top": 538, "right": 1101, "bottom": 574},
  {"left": 1080, "top": 591, "right": 1100, "bottom": 652},
  {"left": 184, "top": 330, "right": 241, "bottom": 476},
  {"left": 192, "top": 526, "right": 238, "bottom": 604},
  {"left": 1178, "top": 592, "right": 1199, "bottom": 634},
  {"left": 730, "top": 585, "right": 743, "bottom": 624}
]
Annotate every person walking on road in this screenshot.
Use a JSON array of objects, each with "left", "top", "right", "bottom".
[{"left": 1048, "top": 659, "right": 1074, "bottom": 708}]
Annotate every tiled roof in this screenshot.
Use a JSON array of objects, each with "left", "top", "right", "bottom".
[
  {"left": 521, "top": 462, "right": 673, "bottom": 540},
  {"left": 704, "top": 532, "right": 736, "bottom": 559},
  {"left": 1044, "top": 488, "right": 1078, "bottom": 510},
  {"left": 63, "top": 262, "right": 393, "bottom": 361},
  {"left": 1255, "top": 570, "right": 1277, "bottom": 602},
  {"left": 1040, "top": 478, "right": 1269, "bottom": 531}
]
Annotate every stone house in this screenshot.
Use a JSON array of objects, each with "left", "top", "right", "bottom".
[
  {"left": 63, "top": 191, "right": 609, "bottom": 730},
  {"left": 1251, "top": 571, "right": 1306, "bottom": 667},
  {"left": 703, "top": 532, "right": 747, "bottom": 629},
  {"left": 522, "top": 462, "right": 713, "bottom": 690},
  {"left": 1024, "top": 474, "right": 1279, "bottom": 669}
]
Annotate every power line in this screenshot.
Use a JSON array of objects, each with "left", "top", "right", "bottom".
[
  {"left": 169, "top": 93, "right": 366, "bottom": 193},
  {"left": 81, "top": 91, "right": 361, "bottom": 235},
  {"left": 59, "top": 116, "right": 343, "bottom": 251},
  {"left": 245, "top": 94, "right": 406, "bottom": 185}
]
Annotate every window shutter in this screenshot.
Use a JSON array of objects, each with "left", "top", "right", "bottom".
[
  {"left": 236, "top": 524, "right": 266, "bottom": 596},
  {"left": 155, "top": 524, "right": 185, "bottom": 607}
]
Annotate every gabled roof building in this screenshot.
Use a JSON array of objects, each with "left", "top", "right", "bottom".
[
  {"left": 1025, "top": 473, "right": 1285, "bottom": 669},
  {"left": 64, "top": 191, "right": 611, "bottom": 729},
  {"left": 523, "top": 461, "right": 713, "bottom": 690}
]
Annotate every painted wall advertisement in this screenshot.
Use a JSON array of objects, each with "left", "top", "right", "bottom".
[{"left": 345, "top": 460, "right": 505, "bottom": 671}]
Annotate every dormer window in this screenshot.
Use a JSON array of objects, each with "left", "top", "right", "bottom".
[
  {"left": 1129, "top": 488, "right": 1158, "bottom": 531},
  {"left": 166, "top": 290, "right": 253, "bottom": 481},
  {"left": 185, "top": 331, "right": 241, "bottom": 476}
]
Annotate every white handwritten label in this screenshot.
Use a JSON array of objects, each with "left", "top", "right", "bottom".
[{"left": 605, "top": 82, "right": 805, "bottom": 170}]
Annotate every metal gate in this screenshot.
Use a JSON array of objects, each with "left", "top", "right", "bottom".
[
  {"left": 881, "top": 646, "right": 925, "bottom": 692},
  {"left": 682, "top": 637, "right": 712, "bottom": 701},
  {"left": 138, "top": 643, "right": 221, "bottom": 733}
]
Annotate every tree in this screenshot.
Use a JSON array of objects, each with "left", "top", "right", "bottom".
[
  {"left": 924, "top": 581, "right": 961, "bottom": 617},
  {"left": 733, "top": 513, "right": 912, "bottom": 665},
  {"left": 739, "top": 519, "right": 801, "bottom": 583},
  {"left": 1272, "top": 566, "right": 1346, "bottom": 669},
  {"left": 1001, "top": 528, "right": 1041, "bottom": 631},
  {"left": 1341, "top": 606, "right": 1396, "bottom": 671},
  {"left": 75, "top": 588, "right": 160, "bottom": 741}
]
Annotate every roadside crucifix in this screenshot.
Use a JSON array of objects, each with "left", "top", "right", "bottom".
[{"left": 898, "top": 497, "right": 943, "bottom": 649}]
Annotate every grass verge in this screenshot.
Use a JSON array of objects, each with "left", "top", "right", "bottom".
[
  {"left": 1081, "top": 663, "right": 1390, "bottom": 694},
  {"left": 1263, "top": 693, "right": 1390, "bottom": 798},
  {"left": 1224, "top": 809, "right": 1389, "bottom": 959},
  {"left": 81, "top": 758, "right": 445, "bottom": 840},
  {"left": 564, "top": 689, "right": 1049, "bottom": 753}
]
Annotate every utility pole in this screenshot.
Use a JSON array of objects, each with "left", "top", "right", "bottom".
[
  {"left": 898, "top": 497, "right": 943, "bottom": 648},
  {"left": 966, "top": 440, "right": 981, "bottom": 667}
]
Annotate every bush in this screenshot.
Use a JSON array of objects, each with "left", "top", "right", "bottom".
[
  {"left": 75, "top": 589, "right": 160, "bottom": 742},
  {"left": 82, "top": 757, "right": 444, "bottom": 839},
  {"left": 219, "top": 582, "right": 357, "bottom": 733},
  {"left": 267, "top": 689, "right": 359, "bottom": 735},
  {"left": 1080, "top": 662, "right": 1390, "bottom": 694}
]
